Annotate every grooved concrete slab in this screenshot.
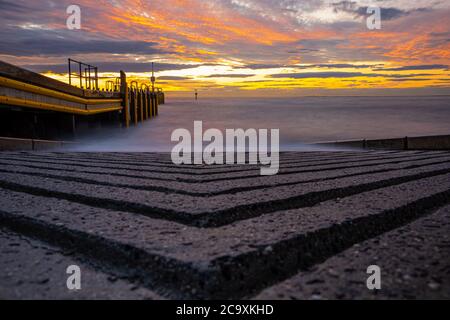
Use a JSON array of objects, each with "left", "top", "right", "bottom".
[
  {"left": 0, "top": 229, "right": 161, "bottom": 300},
  {"left": 0, "top": 151, "right": 449, "bottom": 299},
  {"left": 0, "top": 153, "right": 448, "bottom": 195},
  {"left": 0, "top": 160, "right": 450, "bottom": 219},
  {"left": 254, "top": 205, "right": 450, "bottom": 300}
]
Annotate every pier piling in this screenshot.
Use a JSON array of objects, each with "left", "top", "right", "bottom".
[{"left": 120, "top": 70, "right": 130, "bottom": 128}]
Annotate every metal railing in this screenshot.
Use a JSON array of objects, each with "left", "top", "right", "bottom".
[{"left": 68, "top": 58, "right": 98, "bottom": 90}]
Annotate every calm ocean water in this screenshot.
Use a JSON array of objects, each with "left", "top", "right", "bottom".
[{"left": 73, "top": 96, "right": 450, "bottom": 151}]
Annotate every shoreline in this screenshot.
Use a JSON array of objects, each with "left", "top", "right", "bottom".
[{"left": 1, "top": 133, "right": 450, "bottom": 151}]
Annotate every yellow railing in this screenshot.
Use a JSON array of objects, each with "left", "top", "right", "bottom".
[
  {"left": 0, "top": 76, "right": 121, "bottom": 105},
  {"left": 0, "top": 96, "right": 121, "bottom": 115}
]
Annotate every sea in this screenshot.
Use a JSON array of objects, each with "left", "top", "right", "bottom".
[{"left": 72, "top": 95, "right": 450, "bottom": 152}]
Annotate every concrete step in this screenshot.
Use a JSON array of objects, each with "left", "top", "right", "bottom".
[
  {"left": 1, "top": 156, "right": 450, "bottom": 227},
  {"left": 0, "top": 150, "right": 432, "bottom": 177},
  {"left": 0, "top": 153, "right": 448, "bottom": 196}
]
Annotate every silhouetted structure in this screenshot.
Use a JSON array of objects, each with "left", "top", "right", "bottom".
[{"left": 0, "top": 60, "right": 164, "bottom": 141}]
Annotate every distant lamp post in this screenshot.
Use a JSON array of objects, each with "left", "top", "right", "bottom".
[{"left": 150, "top": 62, "right": 156, "bottom": 92}]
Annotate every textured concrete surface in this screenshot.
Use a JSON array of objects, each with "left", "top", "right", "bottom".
[
  {"left": 0, "top": 151, "right": 449, "bottom": 299},
  {"left": 255, "top": 205, "right": 450, "bottom": 300},
  {"left": 0, "top": 229, "right": 161, "bottom": 300}
]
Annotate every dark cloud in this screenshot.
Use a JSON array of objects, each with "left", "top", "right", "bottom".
[
  {"left": 235, "top": 63, "right": 377, "bottom": 70},
  {"left": 386, "top": 74, "right": 434, "bottom": 78},
  {"left": 23, "top": 62, "right": 211, "bottom": 73},
  {"left": 236, "top": 63, "right": 287, "bottom": 69},
  {"left": 359, "top": 7, "right": 406, "bottom": 20},
  {"left": 429, "top": 32, "right": 450, "bottom": 38},
  {"left": 374, "top": 65, "right": 449, "bottom": 71},
  {"left": 293, "top": 39, "right": 364, "bottom": 63},
  {"left": 205, "top": 73, "right": 254, "bottom": 78},
  {"left": 270, "top": 71, "right": 375, "bottom": 79},
  {"left": 0, "top": 38, "right": 166, "bottom": 56},
  {"left": 297, "top": 39, "right": 347, "bottom": 47},
  {"left": 298, "top": 63, "right": 379, "bottom": 69},
  {"left": 0, "top": 1, "right": 74, "bottom": 27},
  {"left": 158, "top": 76, "right": 192, "bottom": 80},
  {"left": 286, "top": 48, "right": 320, "bottom": 54},
  {"left": 390, "top": 78, "right": 432, "bottom": 82},
  {"left": 332, "top": 1, "right": 429, "bottom": 21},
  {"left": 0, "top": 0, "right": 29, "bottom": 13},
  {"left": 270, "top": 72, "right": 435, "bottom": 79}
]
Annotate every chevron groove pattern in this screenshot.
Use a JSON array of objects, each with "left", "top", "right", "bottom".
[{"left": 0, "top": 151, "right": 449, "bottom": 299}]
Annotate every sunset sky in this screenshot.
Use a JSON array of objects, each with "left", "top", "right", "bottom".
[{"left": 0, "top": 0, "right": 449, "bottom": 96}]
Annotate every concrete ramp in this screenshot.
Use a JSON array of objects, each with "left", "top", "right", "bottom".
[{"left": 0, "top": 151, "right": 449, "bottom": 299}]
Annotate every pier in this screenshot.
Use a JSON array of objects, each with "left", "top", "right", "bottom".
[{"left": 0, "top": 60, "right": 165, "bottom": 142}]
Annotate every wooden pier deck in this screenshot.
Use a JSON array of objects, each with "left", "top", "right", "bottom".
[{"left": 0, "top": 151, "right": 449, "bottom": 299}]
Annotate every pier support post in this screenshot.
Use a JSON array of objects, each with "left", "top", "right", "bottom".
[
  {"left": 129, "top": 89, "right": 133, "bottom": 124},
  {"left": 133, "top": 88, "right": 138, "bottom": 125},
  {"left": 139, "top": 89, "right": 144, "bottom": 122},
  {"left": 148, "top": 90, "right": 151, "bottom": 117},
  {"left": 144, "top": 90, "right": 148, "bottom": 120},
  {"left": 150, "top": 93, "right": 154, "bottom": 117},
  {"left": 147, "top": 90, "right": 151, "bottom": 118},
  {"left": 120, "top": 71, "right": 129, "bottom": 128}
]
